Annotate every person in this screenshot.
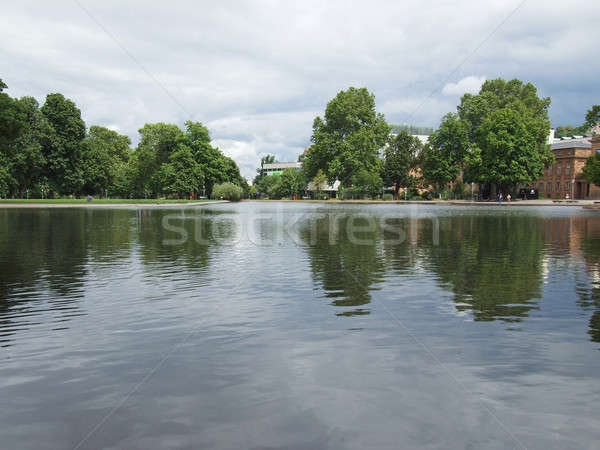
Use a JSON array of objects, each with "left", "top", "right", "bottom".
[
  {"left": 507, "top": 193, "right": 511, "bottom": 203},
  {"left": 498, "top": 193, "right": 503, "bottom": 204}
]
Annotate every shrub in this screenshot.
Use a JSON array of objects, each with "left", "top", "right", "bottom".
[
  {"left": 340, "top": 187, "right": 358, "bottom": 200},
  {"left": 382, "top": 193, "right": 394, "bottom": 201},
  {"left": 421, "top": 190, "right": 433, "bottom": 201},
  {"left": 212, "top": 182, "right": 243, "bottom": 201}
]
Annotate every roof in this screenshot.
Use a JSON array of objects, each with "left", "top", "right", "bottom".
[
  {"left": 551, "top": 138, "right": 591, "bottom": 150},
  {"left": 262, "top": 162, "right": 302, "bottom": 170}
]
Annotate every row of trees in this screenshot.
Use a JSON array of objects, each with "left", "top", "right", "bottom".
[
  {"left": 296, "top": 82, "right": 600, "bottom": 199},
  {"left": 555, "top": 105, "right": 600, "bottom": 138},
  {"left": 0, "top": 78, "right": 247, "bottom": 199}
]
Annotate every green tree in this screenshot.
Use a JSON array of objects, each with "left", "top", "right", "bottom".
[
  {"left": 351, "top": 168, "right": 384, "bottom": 199},
  {"left": 383, "top": 130, "right": 422, "bottom": 198},
  {"left": 456, "top": 78, "right": 553, "bottom": 193},
  {"left": 0, "top": 78, "right": 26, "bottom": 155},
  {"left": 584, "top": 105, "right": 600, "bottom": 130},
  {"left": 82, "top": 125, "right": 132, "bottom": 197},
  {"left": 426, "top": 113, "right": 471, "bottom": 187},
  {"left": 306, "top": 87, "right": 391, "bottom": 186},
  {"left": 256, "top": 173, "right": 279, "bottom": 198},
  {"left": 184, "top": 121, "right": 246, "bottom": 197},
  {"left": 9, "top": 97, "right": 50, "bottom": 198},
  {"left": 421, "top": 143, "right": 456, "bottom": 193},
  {"left": 254, "top": 154, "right": 276, "bottom": 184},
  {"left": 582, "top": 154, "right": 600, "bottom": 186},
  {"left": 159, "top": 143, "right": 203, "bottom": 198},
  {"left": 452, "top": 179, "right": 466, "bottom": 199},
  {"left": 134, "top": 123, "right": 185, "bottom": 197},
  {"left": 269, "top": 167, "right": 301, "bottom": 199},
  {"left": 311, "top": 169, "right": 328, "bottom": 197},
  {"left": 40, "top": 93, "right": 87, "bottom": 196}
]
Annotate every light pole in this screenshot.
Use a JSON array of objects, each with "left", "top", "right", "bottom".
[
  {"left": 572, "top": 179, "right": 575, "bottom": 200},
  {"left": 471, "top": 182, "right": 474, "bottom": 201},
  {"left": 41, "top": 189, "right": 44, "bottom": 200}
]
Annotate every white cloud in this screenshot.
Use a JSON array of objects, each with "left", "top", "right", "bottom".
[{"left": 442, "top": 76, "right": 486, "bottom": 97}]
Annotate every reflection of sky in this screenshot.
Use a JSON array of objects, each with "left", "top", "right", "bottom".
[{"left": 2, "top": 204, "right": 600, "bottom": 448}]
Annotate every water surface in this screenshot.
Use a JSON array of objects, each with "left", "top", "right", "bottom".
[{"left": 1, "top": 203, "right": 599, "bottom": 449}]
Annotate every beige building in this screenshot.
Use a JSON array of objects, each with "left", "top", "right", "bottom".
[{"left": 533, "top": 135, "right": 600, "bottom": 199}]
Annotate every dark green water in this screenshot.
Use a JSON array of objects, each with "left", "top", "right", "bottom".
[{"left": 1, "top": 203, "right": 599, "bottom": 449}]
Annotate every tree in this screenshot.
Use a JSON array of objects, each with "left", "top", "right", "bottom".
[
  {"left": 269, "top": 168, "right": 301, "bottom": 199},
  {"left": 134, "top": 123, "right": 185, "bottom": 197},
  {"left": 421, "top": 143, "right": 459, "bottom": 193},
  {"left": 306, "top": 87, "right": 391, "bottom": 187},
  {"left": 254, "top": 154, "right": 276, "bottom": 184},
  {"left": 383, "top": 130, "right": 422, "bottom": 198},
  {"left": 9, "top": 97, "right": 50, "bottom": 198},
  {"left": 40, "top": 93, "right": 87, "bottom": 196},
  {"left": 584, "top": 105, "right": 600, "bottom": 130},
  {"left": 159, "top": 143, "right": 203, "bottom": 198},
  {"left": 257, "top": 173, "right": 280, "bottom": 198},
  {"left": 311, "top": 169, "right": 328, "bottom": 197},
  {"left": 82, "top": 125, "right": 132, "bottom": 197},
  {"left": 350, "top": 168, "right": 383, "bottom": 199},
  {"left": 184, "top": 121, "right": 246, "bottom": 196},
  {"left": 0, "top": 78, "right": 26, "bottom": 155},
  {"left": 471, "top": 108, "right": 550, "bottom": 189},
  {"left": 582, "top": 154, "right": 600, "bottom": 187},
  {"left": 457, "top": 78, "right": 553, "bottom": 192}
]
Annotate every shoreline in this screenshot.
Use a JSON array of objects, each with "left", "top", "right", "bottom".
[
  {"left": 0, "top": 200, "right": 229, "bottom": 208},
  {"left": 1, "top": 199, "right": 598, "bottom": 208}
]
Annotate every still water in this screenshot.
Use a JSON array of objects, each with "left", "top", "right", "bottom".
[{"left": 1, "top": 202, "right": 599, "bottom": 449}]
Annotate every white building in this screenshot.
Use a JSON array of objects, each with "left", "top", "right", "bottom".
[{"left": 261, "top": 161, "right": 302, "bottom": 175}]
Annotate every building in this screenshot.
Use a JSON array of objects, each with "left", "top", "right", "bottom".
[
  {"left": 389, "top": 124, "right": 433, "bottom": 146},
  {"left": 261, "top": 161, "right": 302, "bottom": 175},
  {"left": 533, "top": 135, "right": 600, "bottom": 199},
  {"left": 306, "top": 179, "right": 340, "bottom": 198}
]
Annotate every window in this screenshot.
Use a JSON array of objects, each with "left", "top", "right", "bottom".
[
  {"left": 557, "top": 163, "right": 562, "bottom": 176},
  {"left": 549, "top": 165, "right": 553, "bottom": 176},
  {"left": 565, "top": 182, "right": 570, "bottom": 191},
  {"left": 539, "top": 182, "right": 544, "bottom": 191},
  {"left": 556, "top": 182, "right": 561, "bottom": 190},
  {"left": 566, "top": 163, "right": 571, "bottom": 175}
]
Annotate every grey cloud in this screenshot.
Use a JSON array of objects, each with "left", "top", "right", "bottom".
[{"left": 1, "top": 0, "right": 599, "bottom": 180}]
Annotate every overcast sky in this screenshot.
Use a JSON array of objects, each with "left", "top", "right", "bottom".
[{"left": 1, "top": 0, "right": 599, "bottom": 181}]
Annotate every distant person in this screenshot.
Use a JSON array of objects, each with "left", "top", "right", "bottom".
[
  {"left": 507, "top": 193, "right": 511, "bottom": 203},
  {"left": 498, "top": 193, "right": 503, "bottom": 204}
]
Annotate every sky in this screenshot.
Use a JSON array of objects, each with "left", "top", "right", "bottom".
[{"left": 1, "top": 0, "right": 599, "bottom": 182}]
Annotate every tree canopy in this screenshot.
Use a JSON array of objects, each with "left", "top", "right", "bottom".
[
  {"left": 0, "top": 79, "right": 246, "bottom": 199},
  {"left": 584, "top": 105, "right": 600, "bottom": 130},
  {"left": 422, "top": 113, "right": 470, "bottom": 191},
  {"left": 383, "top": 130, "right": 421, "bottom": 197},
  {"left": 305, "top": 87, "right": 390, "bottom": 187},
  {"left": 458, "top": 78, "right": 554, "bottom": 191},
  {"left": 582, "top": 154, "right": 600, "bottom": 187}
]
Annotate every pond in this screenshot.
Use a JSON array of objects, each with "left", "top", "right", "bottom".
[{"left": 1, "top": 202, "right": 599, "bottom": 449}]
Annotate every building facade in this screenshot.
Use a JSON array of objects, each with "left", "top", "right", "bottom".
[
  {"left": 533, "top": 136, "right": 600, "bottom": 199},
  {"left": 261, "top": 161, "right": 302, "bottom": 175}
]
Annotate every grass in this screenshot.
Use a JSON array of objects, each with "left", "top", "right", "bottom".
[{"left": 0, "top": 198, "right": 215, "bottom": 204}]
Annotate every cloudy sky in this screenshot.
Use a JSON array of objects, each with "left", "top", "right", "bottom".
[{"left": 1, "top": 0, "right": 598, "bottom": 181}]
